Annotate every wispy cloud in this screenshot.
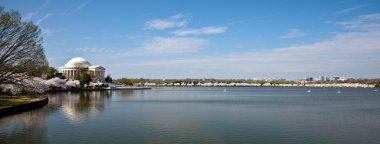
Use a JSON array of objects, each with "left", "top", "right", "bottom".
[
  {"left": 47, "top": 56, "right": 70, "bottom": 60},
  {"left": 335, "top": 4, "right": 368, "bottom": 14},
  {"left": 23, "top": 11, "right": 39, "bottom": 21},
  {"left": 81, "top": 34, "right": 132, "bottom": 40},
  {"left": 74, "top": 47, "right": 111, "bottom": 53},
  {"left": 127, "top": 35, "right": 149, "bottom": 40},
  {"left": 73, "top": 0, "right": 93, "bottom": 13},
  {"left": 335, "top": 13, "right": 380, "bottom": 30},
  {"left": 280, "top": 29, "right": 305, "bottom": 39},
  {"left": 41, "top": 28, "right": 52, "bottom": 36},
  {"left": 227, "top": 13, "right": 280, "bottom": 25},
  {"left": 126, "top": 36, "right": 208, "bottom": 55},
  {"left": 22, "top": 0, "right": 52, "bottom": 22},
  {"left": 82, "top": 36, "right": 92, "bottom": 40},
  {"left": 172, "top": 26, "right": 227, "bottom": 36},
  {"left": 36, "top": 12, "right": 54, "bottom": 25},
  {"left": 145, "top": 13, "right": 188, "bottom": 30},
  {"left": 43, "top": 0, "right": 51, "bottom": 8},
  {"left": 61, "top": 0, "right": 94, "bottom": 15},
  {"left": 41, "top": 27, "right": 66, "bottom": 36}
]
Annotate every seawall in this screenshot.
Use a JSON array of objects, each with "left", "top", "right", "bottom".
[{"left": 0, "top": 96, "right": 48, "bottom": 118}]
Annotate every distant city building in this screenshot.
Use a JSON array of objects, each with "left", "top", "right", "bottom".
[
  {"left": 319, "top": 76, "right": 329, "bottom": 81},
  {"left": 306, "top": 77, "right": 314, "bottom": 81},
  {"left": 59, "top": 57, "right": 105, "bottom": 82}
]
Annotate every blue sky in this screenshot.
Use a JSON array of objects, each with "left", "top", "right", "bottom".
[{"left": 2, "top": 0, "right": 380, "bottom": 79}]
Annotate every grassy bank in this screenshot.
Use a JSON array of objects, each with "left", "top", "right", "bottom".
[{"left": 0, "top": 96, "right": 43, "bottom": 108}]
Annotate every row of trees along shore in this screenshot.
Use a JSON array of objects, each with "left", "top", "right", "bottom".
[
  {"left": 115, "top": 78, "right": 380, "bottom": 88},
  {"left": 0, "top": 6, "right": 102, "bottom": 97}
]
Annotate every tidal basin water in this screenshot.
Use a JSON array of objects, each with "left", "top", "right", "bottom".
[{"left": 1, "top": 87, "right": 380, "bottom": 144}]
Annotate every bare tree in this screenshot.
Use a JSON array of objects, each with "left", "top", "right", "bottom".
[{"left": 0, "top": 6, "right": 48, "bottom": 85}]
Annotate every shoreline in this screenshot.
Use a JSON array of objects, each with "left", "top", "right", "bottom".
[
  {"left": 47, "top": 86, "right": 152, "bottom": 92},
  {"left": 150, "top": 86, "right": 378, "bottom": 89},
  {"left": 0, "top": 96, "right": 48, "bottom": 118},
  {"left": 145, "top": 83, "right": 377, "bottom": 88}
]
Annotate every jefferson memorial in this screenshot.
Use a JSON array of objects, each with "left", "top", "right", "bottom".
[{"left": 59, "top": 57, "right": 106, "bottom": 82}]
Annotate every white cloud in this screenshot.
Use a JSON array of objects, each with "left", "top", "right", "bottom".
[
  {"left": 280, "top": 29, "right": 305, "bottom": 39},
  {"left": 172, "top": 26, "right": 227, "bottom": 36},
  {"left": 74, "top": 47, "right": 110, "bottom": 53},
  {"left": 115, "top": 14, "right": 380, "bottom": 79},
  {"left": 123, "top": 30, "right": 380, "bottom": 78},
  {"left": 36, "top": 12, "right": 54, "bottom": 25},
  {"left": 126, "top": 37, "right": 208, "bottom": 55},
  {"left": 145, "top": 13, "right": 188, "bottom": 30},
  {"left": 170, "top": 13, "right": 185, "bottom": 19},
  {"left": 140, "top": 36, "right": 207, "bottom": 53}
]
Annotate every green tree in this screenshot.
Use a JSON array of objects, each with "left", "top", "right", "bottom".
[
  {"left": 115, "top": 78, "right": 148, "bottom": 86},
  {"left": 46, "top": 67, "right": 57, "bottom": 79},
  {"left": 56, "top": 73, "right": 66, "bottom": 79},
  {"left": 104, "top": 74, "right": 112, "bottom": 83},
  {"left": 0, "top": 6, "right": 48, "bottom": 84},
  {"left": 375, "top": 79, "right": 380, "bottom": 88},
  {"left": 256, "top": 80, "right": 266, "bottom": 86},
  {"left": 115, "top": 78, "right": 133, "bottom": 86},
  {"left": 44, "top": 66, "right": 66, "bottom": 79},
  {"left": 79, "top": 73, "right": 92, "bottom": 87}
]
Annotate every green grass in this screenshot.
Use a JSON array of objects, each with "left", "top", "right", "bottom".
[{"left": 0, "top": 95, "right": 42, "bottom": 108}]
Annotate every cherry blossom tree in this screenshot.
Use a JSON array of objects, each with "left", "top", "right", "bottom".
[{"left": 0, "top": 6, "right": 48, "bottom": 85}]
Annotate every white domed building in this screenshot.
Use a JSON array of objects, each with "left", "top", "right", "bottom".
[{"left": 59, "top": 57, "right": 105, "bottom": 82}]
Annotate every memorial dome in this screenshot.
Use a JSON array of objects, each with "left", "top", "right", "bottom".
[{"left": 63, "top": 57, "right": 91, "bottom": 68}]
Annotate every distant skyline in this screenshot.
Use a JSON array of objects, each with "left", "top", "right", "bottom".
[{"left": 2, "top": 0, "right": 380, "bottom": 79}]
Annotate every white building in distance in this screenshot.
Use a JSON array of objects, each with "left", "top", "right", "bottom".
[{"left": 59, "top": 57, "right": 105, "bottom": 82}]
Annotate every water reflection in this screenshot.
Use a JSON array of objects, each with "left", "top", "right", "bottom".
[
  {"left": 0, "top": 91, "right": 112, "bottom": 144},
  {"left": 114, "top": 90, "right": 134, "bottom": 98},
  {"left": 1, "top": 88, "right": 379, "bottom": 143},
  {"left": 49, "top": 91, "right": 112, "bottom": 123},
  {"left": 0, "top": 105, "right": 51, "bottom": 144}
]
